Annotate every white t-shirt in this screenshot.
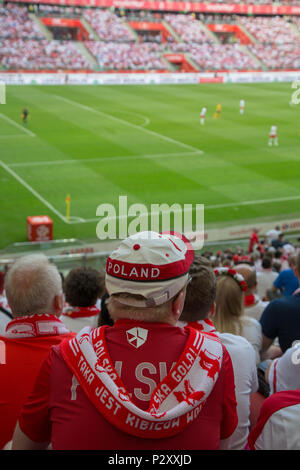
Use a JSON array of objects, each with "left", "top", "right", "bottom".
[
  {"left": 0, "top": 312, "right": 10, "bottom": 335},
  {"left": 268, "top": 344, "right": 300, "bottom": 395},
  {"left": 0, "top": 294, "right": 11, "bottom": 335},
  {"left": 256, "top": 270, "right": 279, "bottom": 300},
  {"left": 266, "top": 229, "right": 281, "bottom": 242},
  {"left": 244, "top": 295, "right": 269, "bottom": 321},
  {"left": 200, "top": 107, "right": 207, "bottom": 117},
  {"left": 59, "top": 314, "right": 99, "bottom": 333},
  {"left": 60, "top": 299, "right": 101, "bottom": 333},
  {"left": 270, "top": 125, "right": 277, "bottom": 136},
  {"left": 217, "top": 332, "right": 258, "bottom": 450},
  {"left": 240, "top": 100, "right": 245, "bottom": 108},
  {"left": 250, "top": 392, "right": 300, "bottom": 450},
  {"left": 241, "top": 316, "right": 262, "bottom": 364}
]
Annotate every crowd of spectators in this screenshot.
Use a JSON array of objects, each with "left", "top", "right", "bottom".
[
  {"left": 168, "top": 42, "right": 260, "bottom": 70},
  {"left": 0, "top": 4, "right": 92, "bottom": 70},
  {"left": 30, "top": 4, "right": 83, "bottom": 18},
  {"left": 0, "top": 227, "right": 300, "bottom": 450},
  {"left": 163, "top": 0, "right": 300, "bottom": 4},
  {"left": 199, "top": 13, "right": 238, "bottom": 24},
  {"left": 0, "top": 4, "right": 300, "bottom": 73},
  {"left": 83, "top": 8, "right": 136, "bottom": 42},
  {"left": 0, "top": 4, "right": 44, "bottom": 39},
  {"left": 293, "top": 16, "right": 300, "bottom": 30},
  {"left": 249, "top": 43, "right": 300, "bottom": 69},
  {"left": 164, "top": 13, "right": 214, "bottom": 43},
  {"left": 239, "top": 16, "right": 300, "bottom": 44},
  {"left": 238, "top": 16, "right": 300, "bottom": 69},
  {"left": 0, "top": 39, "right": 93, "bottom": 70},
  {"left": 85, "top": 41, "right": 166, "bottom": 70}
]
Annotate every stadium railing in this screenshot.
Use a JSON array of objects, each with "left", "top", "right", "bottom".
[{"left": 1, "top": 233, "right": 300, "bottom": 276}]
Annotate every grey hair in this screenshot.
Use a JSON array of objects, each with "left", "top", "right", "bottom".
[
  {"left": 5, "top": 254, "right": 63, "bottom": 317},
  {"left": 107, "top": 293, "right": 174, "bottom": 324}
]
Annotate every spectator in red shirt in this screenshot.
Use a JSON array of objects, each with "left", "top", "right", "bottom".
[
  {"left": 0, "top": 254, "right": 74, "bottom": 450},
  {"left": 248, "top": 229, "right": 259, "bottom": 254},
  {"left": 12, "top": 231, "right": 237, "bottom": 450}
]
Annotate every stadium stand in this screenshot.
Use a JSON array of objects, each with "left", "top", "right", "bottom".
[
  {"left": 0, "top": 38, "right": 93, "bottom": 70},
  {"left": 164, "top": 13, "right": 214, "bottom": 44},
  {"left": 239, "top": 16, "right": 300, "bottom": 44},
  {"left": 1, "top": 0, "right": 300, "bottom": 451},
  {"left": 83, "top": 8, "right": 136, "bottom": 42},
  {"left": 0, "top": 3, "right": 44, "bottom": 39},
  {"left": 1, "top": 228, "right": 300, "bottom": 449},
  {"left": 1, "top": 2, "right": 300, "bottom": 71},
  {"left": 172, "top": 43, "right": 261, "bottom": 70},
  {"left": 248, "top": 43, "right": 300, "bottom": 70},
  {"left": 84, "top": 41, "right": 166, "bottom": 70}
]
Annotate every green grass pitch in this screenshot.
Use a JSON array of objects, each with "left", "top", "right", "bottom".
[{"left": 0, "top": 82, "right": 299, "bottom": 250}]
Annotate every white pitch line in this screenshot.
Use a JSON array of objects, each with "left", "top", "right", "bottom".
[
  {"left": 7, "top": 151, "right": 199, "bottom": 168},
  {"left": 65, "top": 194, "right": 300, "bottom": 224},
  {"left": 0, "top": 160, "right": 67, "bottom": 223},
  {"left": 0, "top": 113, "right": 35, "bottom": 137},
  {"left": 206, "top": 194, "right": 300, "bottom": 210},
  {"left": 0, "top": 134, "right": 31, "bottom": 139},
  {"left": 117, "top": 111, "right": 150, "bottom": 127},
  {"left": 53, "top": 94, "right": 204, "bottom": 155}
]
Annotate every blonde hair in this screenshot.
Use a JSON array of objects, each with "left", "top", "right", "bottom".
[{"left": 213, "top": 275, "right": 244, "bottom": 336}]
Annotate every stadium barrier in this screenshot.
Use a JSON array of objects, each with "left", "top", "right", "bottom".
[
  {"left": 1, "top": 215, "right": 300, "bottom": 271},
  {"left": 1, "top": 231, "right": 300, "bottom": 275},
  {"left": 1, "top": 70, "right": 300, "bottom": 85}
]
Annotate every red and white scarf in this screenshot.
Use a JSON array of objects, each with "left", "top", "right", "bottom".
[
  {"left": 5, "top": 314, "right": 70, "bottom": 338},
  {"left": 178, "top": 318, "right": 217, "bottom": 335},
  {"left": 60, "top": 324, "right": 223, "bottom": 439},
  {"left": 62, "top": 305, "right": 100, "bottom": 319}
]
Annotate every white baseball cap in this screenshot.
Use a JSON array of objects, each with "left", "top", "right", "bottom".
[{"left": 105, "top": 231, "right": 194, "bottom": 307}]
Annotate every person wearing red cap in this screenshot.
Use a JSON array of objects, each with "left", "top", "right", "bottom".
[{"left": 12, "top": 231, "right": 238, "bottom": 450}]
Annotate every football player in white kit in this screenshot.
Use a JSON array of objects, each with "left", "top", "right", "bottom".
[
  {"left": 200, "top": 107, "right": 207, "bottom": 125},
  {"left": 269, "top": 125, "right": 278, "bottom": 146},
  {"left": 240, "top": 99, "right": 245, "bottom": 115}
]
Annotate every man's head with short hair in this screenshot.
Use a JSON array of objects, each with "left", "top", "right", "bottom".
[
  {"left": 262, "top": 257, "right": 272, "bottom": 270},
  {"left": 235, "top": 263, "right": 257, "bottom": 294},
  {"left": 64, "top": 267, "right": 104, "bottom": 308},
  {"left": 5, "top": 254, "right": 63, "bottom": 317},
  {"left": 105, "top": 231, "right": 194, "bottom": 325},
  {"left": 274, "top": 250, "right": 282, "bottom": 259},
  {"left": 179, "top": 255, "right": 216, "bottom": 323}
]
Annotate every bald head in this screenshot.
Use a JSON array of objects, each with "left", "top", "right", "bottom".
[{"left": 235, "top": 263, "right": 257, "bottom": 293}]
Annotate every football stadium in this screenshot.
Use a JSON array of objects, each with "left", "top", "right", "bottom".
[{"left": 1, "top": 0, "right": 300, "bottom": 453}]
